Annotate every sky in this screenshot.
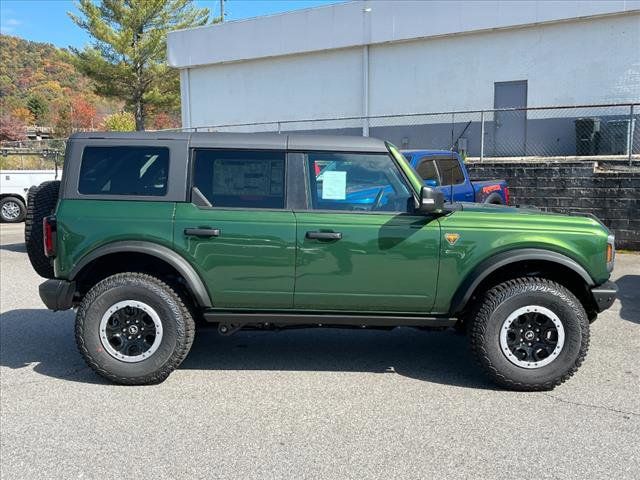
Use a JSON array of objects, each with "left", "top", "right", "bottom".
[{"left": 0, "top": 0, "right": 344, "bottom": 49}]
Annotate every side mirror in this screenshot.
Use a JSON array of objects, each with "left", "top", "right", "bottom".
[
  {"left": 424, "top": 179, "right": 439, "bottom": 188},
  {"left": 417, "top": 186, "right": 444, "bottom": 213}
]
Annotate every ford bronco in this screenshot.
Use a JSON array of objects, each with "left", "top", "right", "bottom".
[{"left": 29, "top": 132, "right": 617, "bottom": 389}]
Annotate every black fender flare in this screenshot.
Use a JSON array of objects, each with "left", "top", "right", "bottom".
[
  {"left": 69, "top": 241, "right": 212, "bottom": 307},
  {"left": 449, "top": 248, "right": 594, "bottom": 315}
]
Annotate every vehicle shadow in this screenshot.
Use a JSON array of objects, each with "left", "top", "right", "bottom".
[
  {"left": 182, "top": 326, "right": 494, "bottom": 389},
  {"left": 0, "top": 242, "right": 26, "bottom": 253},
  {"left": 615, "top": 274, "right": 640, "bottom": 324},
  {"left": 0, "top": 308, "right": 494, "bottom": 389},
  {"left": 0, "top": 309, "right": 110, "bottom": 385}
]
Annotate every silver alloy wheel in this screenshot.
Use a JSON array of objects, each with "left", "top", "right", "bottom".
[
  {"left": 1, "top": 201, "right": 21, "bottom": 220},
  {"left": 499, "top": 305, "right": 565, "bottom": 369},
  {"left": 99, "top": 300, "right": 163, "bottom": 363}
]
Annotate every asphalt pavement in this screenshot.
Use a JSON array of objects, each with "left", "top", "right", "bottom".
[{"left": 1, "top": 222, "right": 638, "bottom": 479}]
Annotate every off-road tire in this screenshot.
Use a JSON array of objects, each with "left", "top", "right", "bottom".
[
  {"left": 24, "top": 184, "right": 40, "bottom": 243},
  {"left": 0, "top": 196, "right": 26, "bottom": 223},
  {"left": 75, "top": 273, "right": 196, "bottom": 385},
  {"left": 25, "top": 180, "right": 60, "bottom": 278},
  {"left": 469, "top": 277, "right": 589, "bottom": 391}
]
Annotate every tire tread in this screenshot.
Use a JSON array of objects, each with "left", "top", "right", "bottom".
[
  {"left": 469, "top": 277, "right": 589, "bottom": 391},
  {"left": 25, "top": 181, "right": 60, "bottom": 278},
  {"left": 75, "top": 272, "right": 196, "bottom": 385}
]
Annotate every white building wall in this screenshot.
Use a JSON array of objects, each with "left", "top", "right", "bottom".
[
  {"left": 170, "top": 1, "right": 640, "bottom": 129},
  {"left": 168, "top": 0, "right": 640, "bottom": 68},
  {"left": 369, "top": 13, "right": 640, "bottom": 116},
  {"left": 187, "top": 47, "right": 364, "bottom": 128},
  {"left": 185, "top": 13, "right": 639, "bottom": 128}
]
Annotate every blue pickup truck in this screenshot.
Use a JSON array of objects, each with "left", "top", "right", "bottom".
[
  {"left": 402, "top": 150, "right": 509, "bottom": 204},
  {"left": 312, "top": 149, "right": 509, "bottom": 210}
]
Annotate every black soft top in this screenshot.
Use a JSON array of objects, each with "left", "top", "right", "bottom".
[{"left": 69, "top": 131, "right": 389, "bottom": 153}]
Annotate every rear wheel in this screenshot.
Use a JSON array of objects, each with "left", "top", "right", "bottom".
[
  {"left": 469, "top": 277, "right": 589, "bottom": 391},
  {"left": 25, "top": 180, "right": 59, "bottom": 278},
  {"left": 0, "top": 196, "right": 26, "bottom": 223},
  {"left": 75, "top": 273, "right": 195, "bottom": 385}
]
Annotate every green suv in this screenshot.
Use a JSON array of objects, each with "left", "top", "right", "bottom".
[{"left": 29, "top": 132, "right": 617, "bottom": 389}]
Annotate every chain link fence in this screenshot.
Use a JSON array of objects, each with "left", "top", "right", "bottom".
[
  {"left": 184, "top": 103, "right": 639, "bottom": 164},
  {"left": 1, "top": 103, "right": 637, "bottom": 168}
]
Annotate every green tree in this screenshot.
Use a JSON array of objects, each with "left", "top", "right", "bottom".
[
  {"left": 69, "top": 0, "right": 210, "bottom": 131},
  {"left": 27, "top": 94, "right": 48, "bottom": 124},
  {"left": 53, "top": 103, "right": 73, "bottom": 137},
  {"left": 102, "top": 111, "right": 136, "bottom": 131}
]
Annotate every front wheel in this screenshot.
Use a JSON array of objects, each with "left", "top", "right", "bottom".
[
  {"left": 469, "top": 277, "right": 589, "bottom": 391},
  {"left": 76, "top": 273, "right": 195, "bottom": 385}
]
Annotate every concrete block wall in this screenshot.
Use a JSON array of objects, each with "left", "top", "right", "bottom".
[{"left": 465, "top": 160, "right": 640, "bottom": 250}]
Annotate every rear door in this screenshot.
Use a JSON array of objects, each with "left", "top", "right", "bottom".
[
  {"left": 293, "top": 151, "right": 440, "bottom": 313},
  {"left": 173, "top": 148, "right": 296, "bottom": 309}
]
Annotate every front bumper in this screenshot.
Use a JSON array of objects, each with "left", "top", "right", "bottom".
[
  {"left": 39, "top": 279, "right": 76, "bottom": 311},
  {"left": 590, "top": 280, "right": 617, "bottom": 313}
]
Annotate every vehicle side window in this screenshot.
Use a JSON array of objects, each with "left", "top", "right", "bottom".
[
  {"left": 78, "top": 146, "right": 169, "bottom": 196},
  {"left": 435, "top": 157, "right": 465, "bottom": 185},
  {"left": 192, "top": 149, "right": 285, "bottom": 209},
  {"left": 416, "top": 157, "right": 439, "bottom": 185},
  {"left": 306, "top": 152, "right": 412, "bottom": 212}
]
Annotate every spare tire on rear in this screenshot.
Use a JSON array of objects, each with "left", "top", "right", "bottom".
[
  {"left": 24, "top": 184, "right": 41, "bottom": 244},
  {"left": 26, "top": 180, "right": 60, "bottom": 279}
]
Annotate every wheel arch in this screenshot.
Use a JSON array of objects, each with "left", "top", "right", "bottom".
[
  {"left": 483, "top": 192, "right": 503, "bottom": 204},
  {"left": 70, "top": 241, "right": 212, "bottom": 308},
  {"left": 449, "top": 248, "right": 595, "bottom": 316},
  {"left": 0, "top": 193, "right": 27, "bottom": 203}
]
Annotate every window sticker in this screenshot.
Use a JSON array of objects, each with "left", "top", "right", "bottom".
[{"left": 321, "top": 171, "right": 347, "bottom": 200}]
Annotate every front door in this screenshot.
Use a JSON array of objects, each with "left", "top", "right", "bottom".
[
  {"left": 294, "top": 151, "right": 441, "bottom": 313},
  {"left": 173, "top": 149, "right": 296, "bottom": 309},
  {"left": 494, "top": 80, "right": 527, "bottom": 156}
]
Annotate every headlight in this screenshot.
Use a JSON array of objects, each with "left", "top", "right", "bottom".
[{"left": 606, "top": 234, "right": 615, "bottom": 272}]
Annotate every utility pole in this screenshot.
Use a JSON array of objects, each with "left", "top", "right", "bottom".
[{"left": 220, "top": 0, "right": 225, "bottom": 22}]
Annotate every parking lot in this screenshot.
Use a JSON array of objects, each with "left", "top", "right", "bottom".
[{"left": 0, "top": 221, "right": 638, "bottom": 479}]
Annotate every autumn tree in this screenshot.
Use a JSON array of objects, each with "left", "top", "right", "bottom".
[
  {"left": 0, "top": 114, "right": 27, "bottom": 141},
  {"left": 11, "top": 107, "right": 35, "bottom": 125},
  {"left": 69, "top": 0, "right": 211, "bottom": 131},
  {"left": 0, "top": 34, "right": 112, "bottom": 134},
  {"left": 71, "top": 96, "right": 97, "bottom": 129},
  {"left": 102, "top": 111, "right": 135, "bottom": 131},
  {"left": 54, "top": 104, "right": 73, "bottom": 137},
  {"left": 149, "top": 110, "right": 178, "bottom": 130}
]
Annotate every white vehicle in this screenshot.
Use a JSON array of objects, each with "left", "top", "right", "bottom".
[{"left": 0, "top": 170, "right": 60, "bottom": 223}]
